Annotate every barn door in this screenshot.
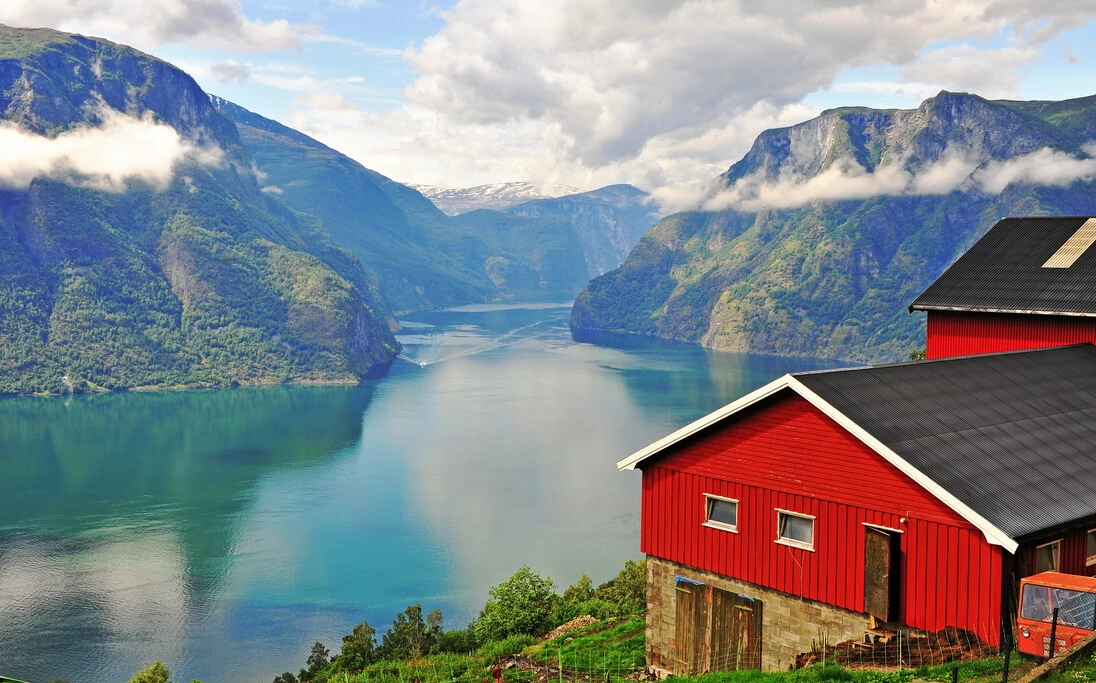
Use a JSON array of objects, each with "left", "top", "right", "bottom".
[
  {"left": 865, "top": 527, "right": 900, "bottom": 623},
  {"left": 674, "top": 579, "right": 708, "bottom": 675},
  {"left": 675, "top": 578, "right": 763, "bottom": 674},
  {"left": 711, "top": 588, "right": 763, "bottom": 671}
]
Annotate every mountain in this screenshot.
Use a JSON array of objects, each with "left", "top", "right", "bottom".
[
  {"left": 409, "top": 181, "right": 580, "bottom": 215},
  {"left": 0, "top": 25, "right": 399, "bottom": 394},
  {"left": 504, "top": 185, "right": 661, "bottom": 275},
  {"left": 571, "top": 91, "right": 1096, "bottom": 363},
  {"left": 211, "top": 98, "right": 591, "bottom": 313}
]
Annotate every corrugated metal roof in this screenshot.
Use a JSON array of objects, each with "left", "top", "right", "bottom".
[
  {"left": 794, "top": 345, "right": 1096, "bottom": 540},
  {"left": 910, "top": 217, "right": 1096, "bottom": 316}
]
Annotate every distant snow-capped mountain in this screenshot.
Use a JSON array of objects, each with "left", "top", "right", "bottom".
[{"left": 409, "top": 181, "right": 580, "bottom": 215}]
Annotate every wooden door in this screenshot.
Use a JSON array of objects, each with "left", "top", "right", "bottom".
[
  {"left": 710, "top": 588, "right": 763, "bottom": 671},
  {"left": 675, "top": 579, "right": 763, "bottom": 674},
  {"left": 865, "top": 527, "right": 894, "bottom": 622},
  {"left": 674, "top": 579, "right": 708, "bottom": 675}
]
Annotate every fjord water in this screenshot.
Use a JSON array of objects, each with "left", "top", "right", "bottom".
[{"left": 0, "top": 304, "right": 841, "bottom": 683}]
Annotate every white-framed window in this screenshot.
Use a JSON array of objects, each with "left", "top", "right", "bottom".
[
  {"left": 776, "top": 509, "right": 815, "bottom": 551},
  {"left": 1087, "top": 530, "right": 1096, "bottom": 567},
  {"left": 703, "top": 494, "right": 739, "bottom": 532},
  {"left": 1036, "top": 540, "right": 1061, "bottom": 573}
]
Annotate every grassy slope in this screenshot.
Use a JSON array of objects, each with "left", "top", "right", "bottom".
[{"left": 300, "top": 615, "right": 1032, "bottom": 683}]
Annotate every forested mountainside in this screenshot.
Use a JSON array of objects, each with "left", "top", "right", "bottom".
[
  {"left": 571, "top": 91, "right": 1096, "bottom": 363},
  {"left": 0, "top": 24, "right": 399, "bottom": 394},
  {"left": 504, "top": 185, "right": 661, "bottom": 276},
  {"left": 211, "top": 98, "right": 592, "bottom": 313}
]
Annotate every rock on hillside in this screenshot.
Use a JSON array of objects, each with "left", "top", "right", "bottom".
[{"left": 571, "top": 91, "right": 1096, "bottom": 363}]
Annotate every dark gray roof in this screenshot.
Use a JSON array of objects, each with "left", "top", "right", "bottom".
[
  {"left": 910, "top": 216, "right": 1096, "bottom": 316},
  {"left": 794, "top": 345, "right": 1096, "bottom": 541}
]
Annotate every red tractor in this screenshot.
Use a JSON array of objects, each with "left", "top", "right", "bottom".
[{"left": 1017, "top": 571, "right": 1096, "bottom": 657}]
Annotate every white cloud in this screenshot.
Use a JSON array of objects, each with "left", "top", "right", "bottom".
[
  {"left": 976, "top": 144, "right": 1096, "bottom": 192},
  {"left": 402, "top": 0, "right": 1094, "bottom": 173},
  {"left": 208, "top": 61, "right": 252, "bottom": 84},
  {"left": 0, "top": 0, "right": 313, "bottom": 52},
  {"left": 900, "top": 44, "right": 1041, "bottom": 99},
  {"left": 0, "top": 107, "right": 223, "bottom": 192},
  {"left": 702, "top": 144, "right": 1096, "bottom": 212}
]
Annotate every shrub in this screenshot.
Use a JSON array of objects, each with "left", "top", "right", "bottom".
[
  {"left": 477, "top": 634, "right": 538, "bottom": 659},
  {"left": 475, "top": 565, "right": 557, "bottom": 642},
  {"left": 432, "top": 625, "right": 478, "bottom": 655},
  {"left": 129, "top": 662, "right": 173, "bottom": 683}
]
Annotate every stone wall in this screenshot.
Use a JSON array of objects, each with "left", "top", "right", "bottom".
[{"left": 647, "top": 555, "right": 871, "bottom": 673}]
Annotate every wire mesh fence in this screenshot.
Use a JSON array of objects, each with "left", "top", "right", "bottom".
[
  {"left": 796, "top": 623, "right": 1001, "bottom": 670},
  {"left": 312, "top": 644, "right": 648, "bottom": 683}
]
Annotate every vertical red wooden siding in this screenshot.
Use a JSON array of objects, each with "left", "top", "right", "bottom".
[
  {"left": 640, "top": 391, "right": 1004, "bottom": 642},
  {"left": 1019, "top": 526, "right": 1096, "bottom": 578},
  {"left": 926, "top": 311, "right": 1096, "bottom": 359}
]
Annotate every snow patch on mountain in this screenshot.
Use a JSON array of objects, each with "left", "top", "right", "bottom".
[{"left": 409, "top": 181, "right": 581, "bottom": 215}]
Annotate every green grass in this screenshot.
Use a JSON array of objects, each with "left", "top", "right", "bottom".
[{"left": 528, "top": 617, "right": 646, "bottom": 675}]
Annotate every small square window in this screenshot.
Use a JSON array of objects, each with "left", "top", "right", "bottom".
[
  {"left": 1036, "top": 540, "right": 1061, "bottom": 573},
  {"left": 776, "top": 510, "right": 815, "bottom": 550},
  {"left": 703, "top": 494, "right": 738, "bottom": 532},
  {"left": 1087, "top": 530, "right": 1096, "bottom": 567}
]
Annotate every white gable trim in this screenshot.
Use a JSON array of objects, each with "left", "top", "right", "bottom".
[
  {"left": 617, "top": 373, "right": 1019, "bottom": 553},
  {"left": 616, "top": 376, "right": 792, "bottom": 471}
]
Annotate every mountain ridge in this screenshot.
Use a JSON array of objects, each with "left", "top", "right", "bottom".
[
  {"left": 571, "top": 91, "right": 1096, "bottom": 363},
  {"left": 0, "top": 23, "right": 400, "bottom": 394}
]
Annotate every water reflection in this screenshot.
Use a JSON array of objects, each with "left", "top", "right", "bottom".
[
  {"left": 0, "top": 305, "right": 842, "bottom": 683},
  {"left": 0, "top": 386, "right": 374, "bottom": 683}
]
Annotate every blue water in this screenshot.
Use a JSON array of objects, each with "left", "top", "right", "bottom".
[{"left": 0, "top": 303, "right": 843, "bottom": 682}]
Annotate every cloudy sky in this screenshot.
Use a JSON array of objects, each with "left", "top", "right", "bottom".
[{"left": 2, "top": 0, "right": 1095, "bottom": 200}]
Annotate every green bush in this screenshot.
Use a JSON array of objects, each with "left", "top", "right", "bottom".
[
  {"left": 129, "top": 662, "right": 173, "bottom": 683},
  {"left": 477, "top": 634, "right": 537, "bottom": 659},
  {"left": 475, "top": 565, "right": 557, "bottom": 642},
  {"left": 432, "top": 625, "right": 478, "bottom": 655}
]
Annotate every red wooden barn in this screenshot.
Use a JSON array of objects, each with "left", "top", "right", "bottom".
[
  {"left": 911, "top": 216, "right": 1096, "bottom": 359},
  {"left": 625, "top": 215, "right": 1096, "bottom": 673}
]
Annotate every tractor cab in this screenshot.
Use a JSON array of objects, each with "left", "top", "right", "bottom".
[{"left": 1017, "top": 571, "right": 1096, "bottom": 657}]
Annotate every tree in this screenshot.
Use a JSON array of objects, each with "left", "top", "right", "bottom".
[
  {"left": 595, "top": 559, "right": 646, "bottom": 616},
  {"left": 305, "top": 641, "right": 330, "bottom": 678},
  {"left": 272, "top": 674, "right": 297, "bottom": 683},
  {"left": 562, "top": 575, "right": 595, "bottom": 605},
  {"left": 338, "top": 619, "right": 377, "bottom": 670},
  {"left": 129, "top": 662, "right": 172, "bottom": 683},
  {"left": 378, "top": 604, "right": 437, "bottom": 661},
  {"left": 475, "top": 565, "right": 557, "bottom": 642}
]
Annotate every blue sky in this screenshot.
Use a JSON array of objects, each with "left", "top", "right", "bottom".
[{"left": 2, "top": 1, "right": 1096, "bottom": 202}]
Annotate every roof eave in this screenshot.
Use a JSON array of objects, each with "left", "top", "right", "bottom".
[
  {"left": 617, "top": 374, "right": 1020, "bottom": 553},
  {"left": 785, "top": 377, "right": 1019, "bottom": 554},
  {"left": 910, "top": 304, "right": 1096, "bottom": 318},
  {"left": 616, "top": 375, "right": 794, "bottom": 471}
]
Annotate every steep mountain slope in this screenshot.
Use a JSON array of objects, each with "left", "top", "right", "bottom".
[
  {"left": 212, "top": 98, "right": 591, "bottom": 312},
  {"left": 571, "top": 92, "right": 1096, "bottom": 363},
  {"left": 409, "top": 181, "right": 579, "bottom": 215},
  {"left": 0, "top": 25, "right": 399, "bottom": 394},
  {"left": 505, "top": 184, "right": 661, "bottom": 275}
]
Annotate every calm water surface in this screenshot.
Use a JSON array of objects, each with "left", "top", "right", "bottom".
[{"left": 0, "top": 303, "right": 843, "bottom": 682}]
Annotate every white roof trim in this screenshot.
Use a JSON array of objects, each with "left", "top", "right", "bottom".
[
  {"left": 616, "top": 375, "right": 793, "bottom": 472},
  {"left": 617, "top": 374, "right": 1019, "bottom": 553}
]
